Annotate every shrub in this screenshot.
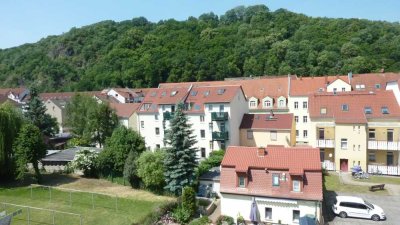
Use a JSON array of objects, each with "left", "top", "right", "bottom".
[
  {"left": 216, "top": 215, "right": 235, "bottom": 225},
  {"left": 237, "top": 214, "right": 245, "bottom": 225},
  {"left": 189, "top": 216, "right": 211, "bottom": 225},
  {"left": 70, "top": 148, "right": 98, "bottom": 177},
  {"left": 172, "top": 206, "right": 192, "bottom": 224},
  {"left": 182, "top": 186, "right": 197, "bottom": 217},
  {"left": 137, "top": 200, "right": 178, "bottom": 225}
]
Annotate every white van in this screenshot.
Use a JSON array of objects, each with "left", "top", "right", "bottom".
[{"left": 332, "top": 196, "right": 386, "bottom": 221}]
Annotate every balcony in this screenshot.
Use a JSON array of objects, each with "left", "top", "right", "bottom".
[
  {"left": 316, "top": 139, "right": 335, "bottom": 148},
  {"left": 212, "top": 131, "right": 229, "bottom": 140},
  {"left": 368, "top": 140, "right": 400, "bottom": 151},
  {"left": 211, "top": 112, "right": 228, "bottom": 121},
  {"left": 163, "top": 112, "right": 174, "bottom": 120}
]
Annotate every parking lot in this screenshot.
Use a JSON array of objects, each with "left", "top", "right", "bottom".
[{"left": 325, "top": 192, "right": 399, "bottom": 225}]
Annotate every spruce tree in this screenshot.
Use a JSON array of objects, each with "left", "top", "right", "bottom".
[{"left": 164, "top": 102, "right": 198, "bottom": 195}]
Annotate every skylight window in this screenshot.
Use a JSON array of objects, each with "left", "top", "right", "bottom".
[
  {"left": 204, "top": 91, "right": 210, "bottom": 96},
  {"left": 150, "top": 92, "right": 157, "bottom": 97},
  {"left": 341, "top": 104, "right": 349, "bottom": 111},
  {"left": 320, "top": 107, "right": 327, "bottom": 115},
  {"left": 190, "top": 91, "right": 198, "bottom": 96},
  {"left": 375, "top": 84, "right": 381, "bottom": 89},
  {"left": 161, "top": 91, "right": 166, "bottom": 96},
  {"left": 194, "top": 104, "right": 201, "bottom": 110},
  {"left": 364, "top": 107, "right": 372, "bottom": 114},
  {"left": 170, "top": 91, "right": 178, "bottom": 96},
  {"left": 217, "top": 89, "right": 225, "bottom": 95},
  {"left": 381, "top": 107, "right": 389, "bottom": 114}
]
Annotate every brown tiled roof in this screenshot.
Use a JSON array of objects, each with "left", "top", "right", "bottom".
[
  {"left": 240, "top": 113, "right": 293, "bottom": 130},
  {"left": 0, "top": 87, "right": 27, "bottom": 96},
  {"left": 184, "top": 85, "right": 243, "bottom": 113},
  {"left": 350, "top": 73, "right": 400, "bottom": 91},
  {"left": 138, "top": 87, "right": 188, "bottom": 113},
  {"left": 109, "top": 103, "right": 140, "bottom": 118},
  {"left": 159, "top": 76, "right": 289, "bottom": 109},
  {"left": 309, "top": 90, "right": 400, "bottom": 123},
  {"left": 290, "top": 75, "right": 349, "bottom": 96},
  {"left": 220, "top": 146, "right": 322, "bottom": 201}
]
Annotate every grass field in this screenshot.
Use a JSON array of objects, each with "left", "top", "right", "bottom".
[
  {"left": 324, "top": 173, "right": 388, "bottom": 195},
  {"left": 0, "top": 174, "right": 174, "bottom": 225}
]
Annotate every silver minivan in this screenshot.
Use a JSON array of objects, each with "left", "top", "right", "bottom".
[{"left": 332, "top": 196, "right": 386, "bottom": 221}]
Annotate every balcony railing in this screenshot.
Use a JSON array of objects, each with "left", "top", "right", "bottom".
[
  {"left": 316, "top": 139, "right": 335, "bottom": 148},
  {"left": 163, "top": 112, "right": 174, "bottom": 120},
  {"left": 212, "top": 131, "right": 229, "bottom": 140},
  {"left": 368, "top": 164, "right": 400, "bottom": 176},
  {"left": 321, "top": 161, "right": 336, "bottom": 171},
  {"left": 368, "top": 140, "right": 400, "bottom": 151},
  {"left": 211, "top": 112, "right": 228, "bottom": 121}
]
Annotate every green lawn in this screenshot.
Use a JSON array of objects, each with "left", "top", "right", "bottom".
[
  {"left": 324, "top": 173, "right": 388, "bottom": 195},
  {"left": 353, "top": 175, "right": 400, "bottom": 185},
  {"left": 0, "top": 185, "right": 171, "bottom": 225}
]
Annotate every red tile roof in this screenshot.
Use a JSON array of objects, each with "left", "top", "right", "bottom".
[
  {"left": 159, "top": 76, "right": 289, "bottom": 109},
  {"left": 220, "top": 146, "right": 322, "bottom": 201},
  {"left": 109, "top": 103, "right": 141, "bottom": 118},
  {"left": 290, "top": 75, "right": 349, "bottom": 96},
  {"left": 309, "top": 90, "right": 400, "bottom": 123},
  {"left": 350, "top": 73, "right": 400, "bottom": 91},
  {"left": 240, "top": 113, "right": 293, "bottom": 130},
  {"left": 138, "top": 87, "right": 189, "bottom": 113}
]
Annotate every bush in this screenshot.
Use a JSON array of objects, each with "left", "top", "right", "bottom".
[
  {"left": 182, "top": 186, "right": 197, "bottom": 217},
  {"left": 70, "top": 148, "right": 98, "bottom": 177},
  {"left": 237, "top": 214, "right": 245, "bottom": 225},
  {"left": 136, "top": 150, "right": 166, "bottom": 192},
  {"left": 189, "top": 216, "right": 211, "bottom": 225},
  {"left": 216, "top": 215, "right": 235, "bottom": 225},
  {"left": 198, "top": 150, "right": 225, "bottom": 176},
  {"left": 172, "top": 206, "right": 192, "bottom": 224},
  {"left": 137, "top": 200, "right": 178, "bottom": 225}
]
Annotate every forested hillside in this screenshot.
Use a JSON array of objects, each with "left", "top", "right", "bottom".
[{"left": 1, "top": 5, "right": 400, "bottom": 92}]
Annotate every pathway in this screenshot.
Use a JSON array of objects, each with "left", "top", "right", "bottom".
[
  {"left": 208, "top": 199, "right": 221, "bottom": 224},
  {"left": 338, "top": 172, "right": 400, "bottom": 196}
]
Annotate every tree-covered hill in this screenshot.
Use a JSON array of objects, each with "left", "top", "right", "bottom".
[{"left": 1, "top": 5, "right": 400, "bottom": 92}]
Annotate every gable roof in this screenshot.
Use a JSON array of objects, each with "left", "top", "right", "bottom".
[
  {"left": 110, "top": 103, "right": 141, "bottom": 118},
  {"left": 309, "top": 90, "right": 400, "bottom": 123},
  {"left": 290, "top": 75, "right": 349, "bottom": 96},
  {"left": 240, "top": 113, "right": 293, "bottom": 130},
  {"left": 221, "top": 146, "right": 322, "bottom": 201},
  {"left": 350, "top": 72, "right": 400, "bottom": 91}
]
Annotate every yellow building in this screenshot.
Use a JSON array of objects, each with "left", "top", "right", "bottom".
[
  {"left": 309, "top": 91, "right": 400, "bottom": 173},
  {"left": 239, "top": 113, "right": 295, "bottom": 147}
]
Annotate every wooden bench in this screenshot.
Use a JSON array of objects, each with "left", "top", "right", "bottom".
[{"left": 369, "top": 184, "right": 385, "bottom": 192}]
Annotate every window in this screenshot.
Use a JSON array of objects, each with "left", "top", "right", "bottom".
[
  {"left": 170, "top": 91, "right": 178, "bottom": 96},
  {"left": 272, "top": 174, "right": 280, "bottom": 186},
  {"left": 156, "top": 144, "right": 160, "bottom": 149},
  {"left": 155, "top": 127, "right": 160, "bottom": 135},
  {"left": 190, "top": 90, "right": 198, "bottom": 96},
  {"left": 375, "top": 84, "right": 381, "bottom": 89},
  {"left": 279, "top": 99, "right": 285, "bottom": 107},
  {"left": 381, "top": 107, "right": 389, "bottom": 114},
  {"left": 217, "top": 89, "right": 226, "bottom": 95},
  {"left": 265, "top": 208, "right": 272, "bottom": 220},
  {"left": 208, "top": 105, "right": 213, "bottom": 111},
  {"left": 171, "top": 105, "right": 175, "bottom": 112},
  {"left": 292, "top": 210, "right": 300, "bottom": 223},
  {"left": 368, "top": 129, "right": 375, "bottom": 140},
  {"left": 341, "top": 138, "right": 348, "bottom": 149},
  {"left": 293, "top": 180, "right": 300, "bottom": 192},
  {"left": 219, "top": 105, "right": 224, "bottom": 112},
  {"left": 303, "top": 101, "right": 308, "bottom": 109},
  {"left": 200, "top": 130, "right": 205, "bottom": 138},
  {"left": 209, "top": 122, "right": 213, "bottom": 131},
  {"left": 220, "top": 140, "right": 226, "bottom": 150},
  {"left": 250, "top": 100, "right": 257, "bottom": 108},
  {"left": 162, "top": 105, "right": 165, "bottom": 111},
  {"left": 295, "top": 116, "right": 299, "bottom": 123},
  {"left": 270, "top": 131, "right": 277, "bottom": 141},
  {"left": 247, "top": 130, "right": 253, "bottom": 139},
  {"left": 263, "top": 100, "right": 271, "bottom": 108},
  {"left": 358, "top": 145, "right": 361, "bottom": 151},
  {"left": 238, "top": 176, "right": 245, "bottom": 188},
  {"left": 141, "top": 121, "right": 144, "bottom": 128},
  {"left": 200, "top": 115, "right": 205, "bottom": 122},
  {"left": 204, "top": 91, "right": 210, "bottom": 96},
  {"left": 209, "top": 141, "right": 214, "bottom": 150},
  {"left": 155, "top": 114, "right": 159, "bottom": 120},
  {"left": 296, "top": 130, "right": 299, "bottom": 137},
  {"left": 368, "top": 152, "right": 376, "bottom": 162},
  {"left": 353, "top": 144, "right": 355, "bottom": 151},
  {"left": 333, "top": 88, "right": 337, "bottom": 94},
  {"left": 201, "top": 148, "right": 206, "bottom": 158},
  {"left": 364, "top": 107, "right": 372, "bottom": 114},
  {"left": 320, "top": 107, "right": 327, "bottom": 114},
  {"left": 303, "top": 116, "right": 307, "bottom": 123},
  {"left": 294, "top": 101, "right": 298, "bottom": 109},
  {"left": 342, "top": 87, "right": 346, "bottom": 92},
  {"left": 341, "top": 104, "right": 349, "bottom": 111},
  {"left": 303, "top": 130, "right": 308, "bottom": 138},
  {"left": 161, "top": 91, "right": 166, "bottom": 96}
]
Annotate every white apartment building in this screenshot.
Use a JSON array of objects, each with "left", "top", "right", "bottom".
[{"left": 136, "top": 85, "right": 248, "bottom": 158}]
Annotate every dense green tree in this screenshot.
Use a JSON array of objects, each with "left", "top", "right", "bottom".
[
  {"left": 14, "top": 123, "right": 46, "bottom": 182},
  {"left": 0, "top": 103, "right": 23, "bottom": 180},
  {"left": 197, "top": 150, "right": 225, "bottom": 177},
  {"left": 25, "top": 87, "right": 59, "bottom": 136},
  {"left": 182, "top": 186, "right": 197, "bottom": 218},
  {"left": 97, "top": 126, "right": 146, "bottom": 178},
  {"left": 136, "top": 150, "right": 166, "bottom": 192},
  {"left": 87, "top": 103, "right": 118, "bottom": 147},
  {"left": 164, "top": 103, "right": 198, "bottom": 196}
]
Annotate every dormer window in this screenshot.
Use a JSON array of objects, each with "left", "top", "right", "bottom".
[
  {"left": 250, "top": 100, "right": 257, "bottom": 108},
  {"left": 217, "top": 89, "right": 225, "bottom": 95},
  {"left": 204, "top": 91, "right": 210, "bottom": 96},
  {"left": 264, "top": 100, "right": 271, "bottom": 108},
  {"left": 381, "top": 107, "right": 389, "bottom": 114},
  {"left": 161, "top": 91, "right": 166, "bottom": 96},
  {"left": 341, "top": 104, "right": 349, "bottom": 111},
  {"left": 278, "top": 100, "right": 284, "bottom": 107},
  {"left": 375, "top": 84, "right": 381, "bottom": 89},
  {"left": 190, "top": 91, "right": 198, "bottom": 96},
  {"left": 320, "top": 107, "right": 327, "bottom": 115},
  {"left": 238, "top": 176, "right": 246, "bottom": 188},
  {"left": 272, "top": 174, "right": 280, "bottom": 186},
  {"left": 293, "top": 179, "right": 301, "bottom": 192},
  {"left": 150, "top": 92, "right": 157, "bottom": 97},
  {"left": 170, "top": 91, "right": 178, "bottom": 96},
  {"left": 364, "top": 107, "right": 372, "bottom": 114}
]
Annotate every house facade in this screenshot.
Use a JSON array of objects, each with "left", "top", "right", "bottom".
[{"left": 220, "top": 146, "right": 323, "bottom": 224}]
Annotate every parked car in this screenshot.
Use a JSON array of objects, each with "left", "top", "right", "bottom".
[{"left": 332, "top": 196, "right": 386, "bottom": 221}]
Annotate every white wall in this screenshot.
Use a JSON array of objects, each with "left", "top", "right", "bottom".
[
  {"left": 386, "top": 82, "right": 400, "bottom": 105},
  {"left": 107, "top": 89, "right": 126, "bottom": 103},
  {"left": 221, "top": 193, "right": 320, "bottom": 224},
  {"left": 137, "top": 113, "right": 164, "bottom": 150},
  {"left": 288, "top": 96, "right": 311, "bottom": 144},
  {"left": 327, "top": 79, "right": 351, "bottom": 93},
  {"left": 199, "top": 180, "right": 221, "bottom": 197}
]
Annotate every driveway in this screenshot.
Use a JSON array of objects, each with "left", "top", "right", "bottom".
[{"left": 325, "top": 192, "right": 399, "bottom": 225}]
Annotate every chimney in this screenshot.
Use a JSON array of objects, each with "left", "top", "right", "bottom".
[
  {"left": 348, "top": 72, "right": 352, "bottom": 84},
  {"left": 257, "top": 147, "right": 266, "bottom": 157}
]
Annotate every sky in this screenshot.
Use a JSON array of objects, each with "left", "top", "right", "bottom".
[{"left": 1, "top": 0, "right": 400, "bottom": 49}]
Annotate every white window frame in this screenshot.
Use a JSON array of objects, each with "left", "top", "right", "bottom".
[
  {"left": 270, "top": 131, "right": 277, "bottom": 141},
  {"left": 303, "top": 101, "right": 308, "bottom": 109},
  {"left": 141, "top": 121, "right": 144, "bottom": 128},
  {"left": 303, "top": 130, "right": 308, "bottom": 138},
  {"left": 200, "top": 115, "right": 205, "bottom": 122},
  {"left": 272, "top": 174, "right": 280, "bottom": 186},
  {"left": 341, "top": 138, "right": 348, "bottom": 149},
  {"left": 303, "top": 116, "right": 307, "bottom": 123},
  {"left": 294, "top": 101, "right": 298, "bottom": 109},
  {"left": 293, "top": 180, "right": 300, "bottom": 192},
  {"left": 238, "top": 176, "right": 245, "bottom": 188},
  {"left": 247, "top": 130, "right": 253, "bottom": 139},
  {"left": 295, "top": 116, "right": 299, "bottom": 123}
]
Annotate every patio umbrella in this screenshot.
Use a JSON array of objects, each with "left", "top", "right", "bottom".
[{"left": 249, "top": 198, "right": 259, "bottom": 223}]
